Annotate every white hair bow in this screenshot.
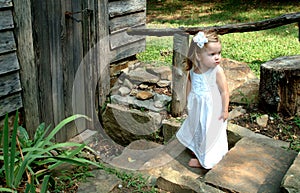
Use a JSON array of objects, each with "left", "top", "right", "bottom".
[{"left": 193, "top": 32, "right": 208, "bottom": 48}]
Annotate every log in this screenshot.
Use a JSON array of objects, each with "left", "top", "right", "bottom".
[
  {"left": 127, "top": 12, "right": 300, "bottom": 37},
  {"left": 259, "top": 55, "right": 300, "bottom": 116}
]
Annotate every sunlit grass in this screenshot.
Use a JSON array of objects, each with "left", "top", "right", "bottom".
[{"left": 138, "top": 0, "right": 300, "bottom": 76}]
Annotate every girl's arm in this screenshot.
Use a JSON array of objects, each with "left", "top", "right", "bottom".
[
  {"left": 186, "top": 71, "right": 191, "bottom": 104},
  {"left": 216, "top": 67, "right": 229, "bottom": 121}
]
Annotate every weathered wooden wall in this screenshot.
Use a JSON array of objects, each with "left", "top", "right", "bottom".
[
  {"left": 108, "top": 0, "right": 146, "bottom": 62},
  {"left": 5, "top": 0, "right": 146, "bottom": 141},
  {"left": 0, "top": 0, "right": 23, "bottom": 117}
]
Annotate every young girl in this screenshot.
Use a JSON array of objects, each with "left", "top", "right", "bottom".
[{"left": 176, "top": 31, "right": 229, "bottom": 170}]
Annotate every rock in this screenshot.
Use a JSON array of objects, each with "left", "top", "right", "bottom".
[
  {"left": 227, "top": 123, "right": 289, "bottom": 149},
  {"left": 154, "top": 93, "right": 172, "bottom": 106},
  {"left": 221, "top": 58, "right": 259, "bottom": 104},
  {"left": 110, "top": 85, "right": 120, "bottom": 95},
  {"left": 77, "top": 170, "right": 122, "bottom": 193},
  {"left": 127, "top": 68, "right": 160, "bottom": 84},
  {"left": 156, "top": 172, "right": 223, "bottom": 193},
  {"left": 230, "top": 79, "right": 260, "bottom": 104},
  {"left": 69, "top": 129, "right": 98, "bottom": 145},
  {"left": 162, "top": 118, "right": 181, "bottom": 142},
  {"left": 146, "top": 66, "right": 172, "bottom": 81},
  {"left": 139, "top": 83, "right": 149, "bottom": 89},
  {"left": 102, "top": 104, "right": 163, "bottom": 145},
  {"left": 136, "top": 91, "right": 154, "bottom": 100},
  {"left": 154, "top": 100, "right": 164, "bottom": 108},
  {"left": 205, "top": 137, "right": 297, "bottom": 193},
  {"left": 110, "top": 139, "right": 166, "bottom": 170},
  {"left": 110, "top": 95, "right": 168, "bottom": 112},
  {"left": 281, "top": 152, "right": 300, "bottom": 193},
  {"left": 256, "top": 114, "right": 269, "bottom": 127},
  {"left": 123, "top": 78, "right": 134, "bottom": 89},
  {"left": 110, "top": 95, "right": 135, "bottom": 106},
  {"left": 228, "top": 106, "right": 246, "bottom": 120},
  {"left": 118, "top": 86, "right": 131, "bottom": 96},
  {"left": 156, "top": 80, "right": 171, "bottom": 87},
  {"left": 129, "top": 88, "right": 139, "bottom": 96}
]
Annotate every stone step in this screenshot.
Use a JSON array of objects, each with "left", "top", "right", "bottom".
[
  {"left": 109, "top": 139, "right": 223, "bottom": 193},
  {"left": 281, "top": 152, "right": 300, "bottom": 192},
  {"left": 75, "top": 127, "right": 298, "bottom": 193},
  {"left": 204, "top": 137, "right": 298, "bottom": 193}
]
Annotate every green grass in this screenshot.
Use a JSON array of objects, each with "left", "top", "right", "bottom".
[{"left": 138, "top": 0, "right": 300, "bottom": 76}]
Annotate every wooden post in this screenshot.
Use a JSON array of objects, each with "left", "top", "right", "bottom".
[
  {"left": 259, "top": 55, "right": 300, "bottom": 116},
  {"left": 96, "top": 0, "right": 110, "bottom": 117},
  {"left": 171, "top": 33, "right": 189, "bottom": 117},
  {"left": 12, "top": 0, "right": 40, "bottom": 137}
]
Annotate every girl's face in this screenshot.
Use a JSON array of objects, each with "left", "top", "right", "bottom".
[{"left": 199, "top": 42, "right": 222, "bottom": 69}]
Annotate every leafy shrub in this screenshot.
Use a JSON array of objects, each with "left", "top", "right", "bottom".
[{"left": 0, "top": 112, "right": 99, "bottom": 192}]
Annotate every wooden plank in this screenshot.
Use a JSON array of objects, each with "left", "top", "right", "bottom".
[
  {"left": 0, "top": 72, "right": 22, "bottom": 97},
  {"left": 111, "top": 39, "right": 145, "bottom": 62},
  {"left": 0, "top": 31, "right": 16, "bottom": 54},
  {"left": 30, "top": 0, "right": 55, "bottom": 131},
  {"left": 0, "top": 52, "right": 19, "bottom": 75},
  {"left": 108, "top": 0, "right": 146, "bottom": 17},
  {"left": 110, "top": 25, "right": 145, "bottom": 49},
  {"left": 110, "top": 11, "right": 146, "bottom": 33},
  {"left": 0, "top": 92, "right": 23, "bottom": 117},
  {"left": 171, "top": 33, "right": 189, "bottom": 117},
  {"left": 13, "top": 0, "right": 40, "bottom": 137},
  {"left": 0, "top": 0, "right": 12, "bottom": 9},
  {"left": 47, "top": 0, "right": 65, "bottom": 141},
  {"left": 0, "top": 10, "right": 14, "bottom": 30},
  {"left": 62, "top": 0, "right": 84, "bottom": 140}
]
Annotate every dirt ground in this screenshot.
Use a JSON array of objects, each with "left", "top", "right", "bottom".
[{"left": 229, "top": 103, "right": 300, "bottom": 148}]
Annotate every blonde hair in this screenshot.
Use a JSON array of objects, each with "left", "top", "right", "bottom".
[{"left": 185, "top": 31, "right": 220, "bottom": 71}]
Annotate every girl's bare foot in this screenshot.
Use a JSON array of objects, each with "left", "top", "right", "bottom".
[{"left": 188, "top": 158, "right": 202, "bottom": 168}]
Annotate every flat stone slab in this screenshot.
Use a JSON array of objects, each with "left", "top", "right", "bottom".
[
  {"left": 205, "top": 137, "right": 297, "bottom": 193},
  {"left": 281, "top": 152, "right": 300, "bottom": 193},
  {"left": 77, "top": 169, "right": 121, "bottom": 193},
  {"left": 109, "top": 139, "right": 218, "bottom": 192},
  {"left": 227, "top": 123, "right": 289, "bottom": 149}
]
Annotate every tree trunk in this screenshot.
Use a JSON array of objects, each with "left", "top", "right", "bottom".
[{"left": 259, "top": 55, "right": 300, "bottom": 116}]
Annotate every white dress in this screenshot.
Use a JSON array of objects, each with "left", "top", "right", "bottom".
[{"left": 176, "top": 65, "right": 228, "bottom": 169}]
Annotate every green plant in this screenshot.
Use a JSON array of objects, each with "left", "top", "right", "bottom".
[
  {"left": 237, "top": 90, "right": 256, "bottom": 108},
  {"left": 102, "top": 166, "right": 158, "bottom": 192},
  {"left": 294, "top": 116, "right": 300, "bottom": 129},
  {"left": 249, "top": 112, "right": 262, "bottom": 124},
  {"left": 51, "top": 165, "right": 94, "bottom": 193},
  {"left": 0, "top": 112, "right": 100, "bottom": 192}
]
